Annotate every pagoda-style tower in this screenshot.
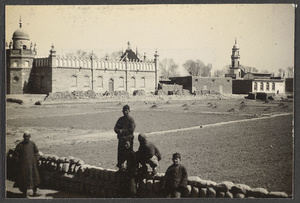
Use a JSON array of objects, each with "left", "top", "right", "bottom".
[{"left": 6, "top": 18, "right": 37, "bottom": 93}]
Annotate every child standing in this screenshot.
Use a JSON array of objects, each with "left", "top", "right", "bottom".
[{"left": 161, "top": 153, "right": 188, "bottom": 198}]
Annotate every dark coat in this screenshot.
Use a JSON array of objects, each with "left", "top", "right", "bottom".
[
  {"left": 137, "top": 135, "right": 161, "bottom": 161},
  {"left": 163, "top": 164, "right": 188, "bottom": 189},
  {"left": 122, "top": 150, "right": 138, "bottom": 176},
  {"left": 114, "top": 115, "right": 136, "bottom": 140},
  {"left": 13, "top": 140, "right": 41, "bottom": 191}
]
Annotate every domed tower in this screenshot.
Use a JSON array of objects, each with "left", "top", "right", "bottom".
[
  {"left": 6, "top": 18, "right": 37, "bottom": 94},
  {"left": 229, "top": 38, "right": 242, "bottom": 79}
]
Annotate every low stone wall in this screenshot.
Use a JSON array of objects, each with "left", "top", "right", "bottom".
[{"left": 6, "top": 150, "right": 289, "bottom": 198}]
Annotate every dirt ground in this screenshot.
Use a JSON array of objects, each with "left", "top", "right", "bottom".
[{"left": 5, "top": 94, "right": 294, "bottom": 196}]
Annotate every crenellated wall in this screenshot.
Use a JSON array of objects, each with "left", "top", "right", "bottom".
[
  {"left": 47, "top": 54, "right": 158, "bottom": 94},
  {"left": 34, "top": 57, "right": 50, "bottom": 68},
  {"left": 6, "top": 151, "right": 290, "bottom": 198},
  {"left": 54, "top": 55, "right": 155, "bottom": 72}
]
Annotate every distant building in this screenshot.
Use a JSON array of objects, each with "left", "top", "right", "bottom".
[
  {"left": 6, "top": 20, "right": 159, "bottom": 94},
  {"left": 225, "top": 39, "right": 286, "bottom": 95},
  {"left": 225, "top": 39, "right": 245, "bottom": 79},
  {"left": 160, "top": 76, "right": 232, "bottom": 95}
]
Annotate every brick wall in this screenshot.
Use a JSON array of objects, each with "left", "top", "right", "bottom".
[{"left": 192, "top": 77, "right": 232, "bottom": 94}]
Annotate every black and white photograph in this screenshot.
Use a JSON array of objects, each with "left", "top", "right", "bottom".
[{"left": 3, "top": 3, "right": 296, "bottom": 199}]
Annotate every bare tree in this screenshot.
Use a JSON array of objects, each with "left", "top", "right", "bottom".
[
  {"left": 286, "top": 66, "right": 294, "bottom": 78},
  {"left": 240, "top": 65, "right": 258, "bottom": 73},
  {"left": 183, "top": 59, "right": 212, "bottom": 77},
  {"left": 159, "top": 58, "right": 180, "bottom": 79},
  {"left": 278, "top": 68, "right": 283, "bottom": 77},
  {"left": 66, "top": 49, "right": 98, "bottom": 59},
  {"left": 213, "top": 65, "right": 230, "bottom": 77}
]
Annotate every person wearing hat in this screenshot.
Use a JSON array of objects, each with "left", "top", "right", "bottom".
[
  {"left": 114, "top": 104, "right": 136, "bottom": 169},
  {"left": 13, "top": 131, "right": 41, "bottom": 197},
  {"left": 161, "top": 153, "right": 188, "bottom": 198},
  {"left": 136, "top": 133, "right": 161, "bottom": 176}
]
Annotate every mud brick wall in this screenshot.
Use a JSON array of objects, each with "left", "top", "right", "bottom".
[{"left": 6, "top": 151, "right": 290, "bottom": 198}]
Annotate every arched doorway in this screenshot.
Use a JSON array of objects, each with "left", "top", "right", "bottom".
[{"left": 109, "top": 78, "right": 114, "bottom": 92}]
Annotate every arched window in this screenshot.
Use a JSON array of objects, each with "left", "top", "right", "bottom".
[
  {"left": 131, "top": 77, "right": 136, "bottom": 88},
  {"left": 12, "top": 61, "right": 18, "bottom": 68},
  {"left": 260, "top": 82, "right": 264, "bottom": 91},
  {"left": 71, "top": 75, "right": 77, "bottom": 87},
  {"left": 24, "top": 61, "right": 29, "bottom": 67},
  {"left": 254, "top": 82, "right": 257, "bottom": 91},
  {"left": 84, "top": 75, "right": 90, "bottom": 87},
  {"left": 272, "top": 82, "right": 275, "bottom": 90},
  {"left": 119, "top": 77, "right": 124, "bottom": 87},
  {"left": 141, "top": 77, "right": 146, "bottom": 87},
  {"left": 266, "top": 82, "right": 270, "bottom": 91},
  {"left": 98, "top": 76, "right": 103, "bottom": 87}
]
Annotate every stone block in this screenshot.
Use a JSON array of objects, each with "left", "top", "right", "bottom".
[
  {"left": 225, "top": 191, "right": 233, "bottom": 198},
  {"left": 139, "top": 179, "right": 147, "bottom": 190},
  {"left": 104, "top": 169, "right": 115, "bottom": 181},
  {"left": 230, "top": 183, "right": 251, "bottom": 195},
  {"left": 214, "top": 181, "right": 235, "bottom": 192},
  {"left": 153, "top": 180, "right": 161, "bottom": 192},
  {"left": 267, "top": 191, "right": 289, "bottom": 198},
  {"left": 99, "top": 168, "right": 105, "bottom": 180},
  {"left": 187, "top": 176, "right": 202, "bottom": 186},
  {"left": 207, "top": 187, "right": 216, "bottom": 198},
  {"left": 62, "top": 163, "right": 70, "bottom": 173},
  {"left": 109, "top": 170, "right": 117, "bottom": 182},
  {"left": 248, "top": 187, "right": 269, "bottom": 198},
  {"left": 186, "top": 185, "right": 192, "bottom": 197},
  {"left": 206, "top": 180, "right": 217, "bottom": 187},
  {"left": 235, "top": 193, "right": 245, "bottom": 198},
  {"left": 199, "top": 188, "right": 207, "bottom": 197},
  {"left": 191, "top": 187, "right": 199, "bottom": 198},
  {"left": 146, "top": 179, "right": 153, "bottom": 191},
  {"left": 217, "top": 191, "right": 225, "bottom": 198},
  {"left": 153, "top": 172, "right": 165, "bottom": 181}
]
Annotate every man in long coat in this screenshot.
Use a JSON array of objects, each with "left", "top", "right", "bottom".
[
  {"left": 13, "top": 131, "right": 41, "bottom": 197},
  {"left": 114, "top": 105, "right": 136, "bottom": 169}
]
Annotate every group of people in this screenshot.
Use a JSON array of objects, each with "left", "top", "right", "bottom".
[
  {"left": 114, "top": 105, "right": 188, "bottom": 198},
  {"left": 11, "top": 104, "right": 188, "bottom": 198}
]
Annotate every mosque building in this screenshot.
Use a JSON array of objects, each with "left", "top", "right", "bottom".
[
  {"left": 6, "top": 19, "right": 159, "bottom": 94},
  {"left": 226, "top": 39, "right": 285, "bottom": 95}
]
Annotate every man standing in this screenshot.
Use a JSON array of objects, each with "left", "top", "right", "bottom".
[
  {"left": 114, "top": 104, "right": 136, "bottom": 169},
  {"left": 13, "top": 131, "right": 41, "bottom": 197}
]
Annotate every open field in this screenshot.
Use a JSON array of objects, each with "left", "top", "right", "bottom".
[{"left": 6, "top": 94, "right": 294, "bottom": 196}]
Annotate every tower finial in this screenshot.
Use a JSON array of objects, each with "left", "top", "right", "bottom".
[
  {"left": 19, "top": 16, "right": 22, "bottom": 28},
  {"left": 127, "top": 41, "right": 131, "bottom": 50},
  {"left": 235, "top": 37, "right": 237, "bottom": 44}
]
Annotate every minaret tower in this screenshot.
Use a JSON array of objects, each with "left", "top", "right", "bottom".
[
  {"left": 229, "top": 38, "right": 242, "bottom": 79},
  {"left": 6, "top": 18, "right": 36, "bottom": 94}
]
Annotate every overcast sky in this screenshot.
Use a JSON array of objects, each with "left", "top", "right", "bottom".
[{"left": 6, "top": 4, "right": 295, "bottom": 75}]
